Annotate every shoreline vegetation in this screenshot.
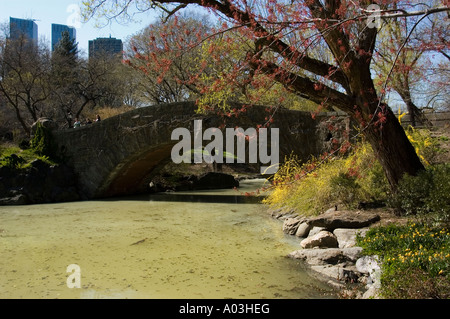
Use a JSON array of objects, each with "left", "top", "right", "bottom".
[{"left": 264, "top": 125, "right": 450, "bottom": 299}]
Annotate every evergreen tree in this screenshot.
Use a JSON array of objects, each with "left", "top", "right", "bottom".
[
  {"left": 53, "top": 31, "right": 78, "bottom": 66},
  {"left": 51, "top": 31, "right": 80, "bottom": 127}
]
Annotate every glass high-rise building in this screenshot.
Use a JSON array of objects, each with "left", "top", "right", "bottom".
[
  {"left": 52, "top": 24, "right": 76, "bottom": 51},
  {"left": 9, "top": 17, "right": 38, "bottom": 44},
  {"left": 88, "top": 36, "right": 123, "bottom": 59}
]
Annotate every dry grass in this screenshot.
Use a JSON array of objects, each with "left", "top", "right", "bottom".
[{"left": 84, "top": 105, "right": 135, "bottom": 122}]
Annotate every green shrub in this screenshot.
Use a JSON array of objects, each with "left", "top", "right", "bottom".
[
  {"left": 0, "top": 143, "right": 56, "bottom": 170},
  {"left": 0, "top": 154, "right": 25, "bottom": 169},
  {"left": 388, "top": 164, "right": 450, "bottom": 226},
  {"left": 30, "top": 122, "right": 58, "bottom": 161}
]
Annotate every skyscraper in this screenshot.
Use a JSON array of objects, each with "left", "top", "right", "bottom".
[
  {"left": 9, "top": 17, "right": 38, "bottom": 44},
  {"left": 52, "top": 24, "right": 76, "bottom": 52},
  {"left": 88, "top": 36, "right": 123, "bottom": 59}
]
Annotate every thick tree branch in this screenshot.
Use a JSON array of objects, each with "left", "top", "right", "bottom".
[
  {"left": 154, "top": 0, "right": 351, "bottom": 91},
  {"left": 248, "top": 57, "right": 356, "bottom": 112}
]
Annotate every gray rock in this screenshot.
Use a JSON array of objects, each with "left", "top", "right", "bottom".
[
  {"left": 295, "top": 222, "right": 312, "bottom": 237},
  {"left": 342, "top": 247, "right": 364, "bottom": 262},
  {"left": 300, "top": 230, "right": 338, "bottom": 249},
  {"left": 333, "top": 228, "right": 369, "bottom": 248},
  {"left": 307, "top": 210, "right": 380, "bottom": 230},
  {"left": 269, "top": 207, "right": 298, "bottom": 220},
  {"left": 308, "top": 226, "right": 326, "bottom": 237},
  {"left": 289, "top": 247, "right": 363, "bottom": 283},
  {"left": 356, "top": 255, "right": 381, "bottom": 289},
  {"left": 310, "top": 265, "right": 342, "bottom": 280},
  {"left": 288, "top": 247, "right": 362, "bottom": 266},
  {"left": 289, "top": 248, "right": 346, "bottom": 265},
  {"left": 283, "top": 217, "right": 302, "bottom": 235},
  {"left": 310, "top": 265, "right": 361, "bottom": 283},
  {"left": 356, "top": 255, "right": 380, "bottom": 274}
]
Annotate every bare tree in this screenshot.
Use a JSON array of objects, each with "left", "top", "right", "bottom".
[{"left": 0, "top": 33, "right": 51, "bottom": 135}]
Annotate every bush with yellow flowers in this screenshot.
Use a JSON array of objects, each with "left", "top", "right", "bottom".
[
  {"left": 263, "top": 141, "right": 389, "bottom": 216},
  {"left": 263, "top": 123, "right": 448, "bottom": 220},
  {"left": 404, "top": 125, "right": 444, "bottom": 166},
  {"left": 357, "top": 223, "right": 450, "bottom": 298}
]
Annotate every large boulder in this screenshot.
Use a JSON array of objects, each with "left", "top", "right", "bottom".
[
  {"left": 289, "top": 247, "right": 363, "bottom": 283},
  {"left": 307, "top": 210, "right": 380, "bottom": 231},
  {"left": 333, "top": 228, "right": 369, "bottom": 249},
  {"left": 295, "top": 222, "right": 312, "bottom": 238},
  {"left": 300, "top": 230, "right": 339, "bottom": 249},
  {"left": 308, "top": 226, "right": 326, "bottom": 237},
  {"left": 288, "top": 247, "right": 363, "bottom": 266},
  {"left": 356, "top": 255, "right": 381, "bottom": 289}
]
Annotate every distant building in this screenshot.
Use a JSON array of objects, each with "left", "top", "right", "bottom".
[
  {"left": 52, "top": 24, "right": 76, "bottom": 51},
  {"left": 9, "top": 17, "right": 38, "bottom": 44},
  {"left": 88, "top": 36, "right": 123, "bottom": 59}
]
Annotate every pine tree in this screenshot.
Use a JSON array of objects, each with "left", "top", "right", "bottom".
[
  {"left": 51, "top": 31, "right": 80, "bottom": 127},
  {"left": 53, "top": 31, "right": 78, "bottom": 67}
]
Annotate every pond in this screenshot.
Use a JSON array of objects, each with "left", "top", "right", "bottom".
[{"left": 0, "top": 179, "right": 336, "bottom": 299}]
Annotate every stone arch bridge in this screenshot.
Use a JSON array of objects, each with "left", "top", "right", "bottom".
[{"left": 52, "top": 102, "right": 349, "bottom": 200}]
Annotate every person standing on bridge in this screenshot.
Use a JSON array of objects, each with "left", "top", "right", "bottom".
[{"left": 73, "top": 118, "right": 81, "bottom": 128}]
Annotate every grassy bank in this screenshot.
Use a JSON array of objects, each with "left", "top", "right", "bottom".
[{"left": 0, "top": 143, "right": 57, "bottom": 169}]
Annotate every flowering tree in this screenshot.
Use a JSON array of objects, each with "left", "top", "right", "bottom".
[
  {"left": 125, "top": 14, "right": 212, "bottom": 104},
  {"left": 82, "top": 0, "right": 450, "bottom": 188},
  {"left": 372, "top": 1, "right": 450, "bottom": 126}
]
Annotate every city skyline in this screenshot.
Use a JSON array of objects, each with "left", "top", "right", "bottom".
[
  {"left": 0, "top": 1, "right": 159, "bottom": 57},
  {"left": 8, "top": 16, "right": 125, "bottom": 57}
]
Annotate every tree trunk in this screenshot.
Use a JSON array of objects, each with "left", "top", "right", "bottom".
[
  {"left": 399, "top": 90, "right": 430, "bottom": 128},
  {"left": 363, "top": 106, "right": 425, "bottom": 188},
  {"left": 13, "top": 105, "right": 31, "bottom": 136}
]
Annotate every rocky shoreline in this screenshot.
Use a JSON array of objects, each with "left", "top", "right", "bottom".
[
  {"left": 270, "top": 206, "right": 383, "bottom": 299},
  {"left": 0, "top": 159, "right": 81, "bottom": 206}
]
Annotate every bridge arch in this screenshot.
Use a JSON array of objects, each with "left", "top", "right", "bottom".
[{"left": 53, "top": 102, "right": 348, "bottom": 199}]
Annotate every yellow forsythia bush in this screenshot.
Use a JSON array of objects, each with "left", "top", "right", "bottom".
[{"left": 263, "top": 141, "right": 389, "bottom": 216}]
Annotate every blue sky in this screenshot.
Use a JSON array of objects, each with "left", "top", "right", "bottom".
[{"left": 0, "top": 0, "right": 159, "bottom": 56}]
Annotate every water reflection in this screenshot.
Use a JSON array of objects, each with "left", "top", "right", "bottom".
[{"left": 148, "top": 193, "right": 263, "bottom": 204}]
